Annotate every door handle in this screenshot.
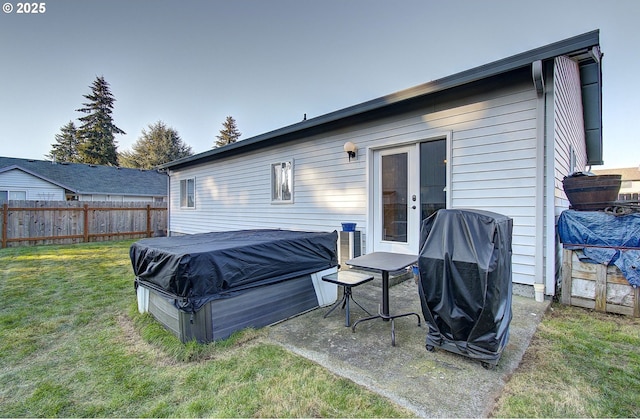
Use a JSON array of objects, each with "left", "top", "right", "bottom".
[{"left": 412, "top": 205, "right": 416, "bottom": 210}]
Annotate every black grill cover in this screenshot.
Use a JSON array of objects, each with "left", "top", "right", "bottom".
[
  {"left": 418, "top": 209, "right": 513, "bottom": 364},
  {"left": 130, "top": 229, "right": 338, "bottom": 311}
]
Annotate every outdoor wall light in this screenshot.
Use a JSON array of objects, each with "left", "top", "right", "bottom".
[{"left": 343, "top": 141, "right": 357, "bottom": 162}]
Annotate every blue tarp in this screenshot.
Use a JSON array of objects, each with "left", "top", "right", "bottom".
[{"left": 557, "top": 210, "right": 640, "bottom": 287}]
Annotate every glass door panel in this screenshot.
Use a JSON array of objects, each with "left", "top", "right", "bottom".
[
  {"left": 420, "top": 139, "right": 447, "bottom": 222},
  {"left": 381, "top": 152, "right": 408, "bottom": 242}
]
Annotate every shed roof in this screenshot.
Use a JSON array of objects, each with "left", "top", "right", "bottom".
[
  {"left": 0, "top": 156, "right": 167, "bottom": 197},
  {"left": 162, "top": 30, "right": 601, "bottom": 171}
]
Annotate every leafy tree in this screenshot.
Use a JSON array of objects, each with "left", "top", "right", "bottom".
[
  {"left": 46, "top": 121, "right": 80, "bottom": 163},
  {"left": 214, "top": 116, "right": 241, "bottom": 148},
  {"left": 76, "top": 76, "right": 125, "bottom": 166},
  {"left": 119, "top": 121, "right": 193, "bottom": 169}
]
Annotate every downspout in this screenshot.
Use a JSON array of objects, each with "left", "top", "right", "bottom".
[
  {"left": 532, "top": 60, "right": 546, "bottom": 302},
  {"left": 543, "top": 63, "right": 557, "bottom": 299}
]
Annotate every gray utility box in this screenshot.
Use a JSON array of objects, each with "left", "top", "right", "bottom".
[{"left": 339, "top": 230, "right": 362, "bottom": 267}]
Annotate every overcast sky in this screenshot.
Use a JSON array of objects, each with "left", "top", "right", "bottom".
[{"left": 0, "top": 0, "right": 638, "bottom": 169}]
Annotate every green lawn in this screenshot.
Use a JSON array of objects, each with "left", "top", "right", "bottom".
[
  {"left": 2, "top": 240, "right": 639, "bottom": 418},
  {"left": 492, "top": 303, "right": 640, "bottom": 417},
  {"left": 0, "top": 240, "right": 410, "bottom": 417}
]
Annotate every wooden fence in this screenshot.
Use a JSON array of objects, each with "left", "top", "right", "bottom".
[{"left": 1, "top": 201, "right": 167, "bottom": 248}]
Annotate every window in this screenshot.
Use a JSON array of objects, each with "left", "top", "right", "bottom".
[
  {"left": 180, "top": 178, "right": 195, "bottom": 208},
  {"left": 10, "top": 191, "right": 25, "bottom": 200},
  {"left": 271, "top": 161, "right": 293, "bottom": 203},
  {"left": 0, "top": 190, "right": 26, "bottom": 203}
]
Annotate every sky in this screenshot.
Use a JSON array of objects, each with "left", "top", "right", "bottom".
[{"left": 0, "top": 0, "right": 638, "bottom": 169}]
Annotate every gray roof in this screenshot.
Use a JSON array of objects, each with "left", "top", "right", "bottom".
[
  {"left": 162, "top": 30, "right": 601, "bottom": 171},
  {"left": 0, "top": 157, "right": 167, "bottom": 197}
]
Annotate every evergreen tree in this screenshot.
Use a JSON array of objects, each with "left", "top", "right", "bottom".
[
  {"left": 46, "top": 121, "right": 80, "bottom": 163},
  {"left": 214, "top": 116, "right": 241, "bottom": 148},
  {"left": 76, "top": 76, "right": 125, "bottom": 166},
  {"left": 119, "top": 121, "right": 193, "bottom": 169}
]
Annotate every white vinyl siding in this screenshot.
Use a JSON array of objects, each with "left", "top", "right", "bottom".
[
  {"left": 76, "top": 194, "right": 160, "bottom": 202},
  {"left": 168, "top": 75, "right": 540, "bottom": 286},
  {"left": 0, "top": 168, "right": 65, "bottom": 201},
  {"left": 450, "top": 87, "right": 538, "bottom": 285},
  {"left": 169, "top": 146, "right": 367, "bottom": 233},
  {"left": 554, "top": 55, "right": 587, "bottom": 208}
]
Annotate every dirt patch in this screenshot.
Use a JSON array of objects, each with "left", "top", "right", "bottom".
[{"left": 115, "top": 314, "right": 179, "bottom": 367}]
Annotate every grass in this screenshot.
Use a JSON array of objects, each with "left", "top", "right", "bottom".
[
  {"left": 491, "top": 302, "right": 640, "bottom": 417},
  {"left": 0, "top": 240, "right": 411, "bottom": 418},
  {"left": 3, "top": 240, "right": 640, "bottom": 418}
]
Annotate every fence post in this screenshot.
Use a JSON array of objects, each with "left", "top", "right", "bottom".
[
  {"left": 83, "top": 204, "right": 89, "bottom": 243},
  {"left": 146, "top": 204, "right": 152, "bottom": 237},
  {"left": 1, "top": 203, "right": 7, "bottom": 249}
]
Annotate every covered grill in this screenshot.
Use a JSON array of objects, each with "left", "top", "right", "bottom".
[{"left": 417, "top": 209, "right": 513, "bottom": 368}]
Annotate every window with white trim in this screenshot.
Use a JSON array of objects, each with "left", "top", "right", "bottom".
[
  {"left": 271, "top": 160, "right": 293, "bottom": 203},
  {"left": 0, "top": 190, "right": 26, "bottom": 203},
  {"left": 180, "top": 178, "right": 195, "bottom": 208}
]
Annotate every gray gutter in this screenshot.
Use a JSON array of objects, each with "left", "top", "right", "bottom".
[{"left": 161, "top": 30, "right": 600, "bottom": 171}]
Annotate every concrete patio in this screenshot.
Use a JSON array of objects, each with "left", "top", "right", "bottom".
[{"left": 267, "top": 272, "right": 550, "bottom": 417}]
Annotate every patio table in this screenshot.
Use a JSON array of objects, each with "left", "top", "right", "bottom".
[{"left": 346, "top": 251, "right": 421, "bottom": 346}]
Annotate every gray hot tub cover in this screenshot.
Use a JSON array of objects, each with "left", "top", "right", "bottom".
[{"left": 130, "top": 229, "right": 338, "bottom": 311}]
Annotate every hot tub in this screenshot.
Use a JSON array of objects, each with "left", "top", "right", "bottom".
[{"left": 131, "top": 229, "right": 338, "bottom": 343}]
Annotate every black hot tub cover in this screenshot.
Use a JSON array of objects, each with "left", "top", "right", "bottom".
[
  {"left": 418, "top": 209, "right": 513, "bottom": 364},
  {"left": 130, "top": 229, "right": 338, "bottom": 310}
]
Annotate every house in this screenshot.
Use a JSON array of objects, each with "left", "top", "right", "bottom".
[
  {"left": 0, "top": 156, "right": 168, "bottom": 203},
  {"left": 160, "top": 30, "right": 603, "bottom": 299},
  {"left": 592, "top": 166, "right": 640, "bottom": 201}
]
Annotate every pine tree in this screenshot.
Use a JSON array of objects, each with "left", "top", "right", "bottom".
[
  {"left": 214, "top": 116, "right": 241, "bottom": 148},
  {"left": 46, "top": 121, "right": 80, "bottom": 163},
  {"left": 76, "top": 76, "right": 125, "bottom": 166},
  {"left": 119, "top": 121, "right": 193, "bottom": 169}
]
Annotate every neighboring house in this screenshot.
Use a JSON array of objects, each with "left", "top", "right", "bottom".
[
  {"left": 161, "top": 31, "right": 604, "bottom": 299},
  {"left": 592, "top": 166, "right": 640, "bottom": 201},
  {"left": 0, "top": 157, "right": 167, "bottom": 203}
]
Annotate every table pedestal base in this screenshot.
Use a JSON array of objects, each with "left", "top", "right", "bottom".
[{"left": 352, "top": 306, "right": 421, "bottom": 346}]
